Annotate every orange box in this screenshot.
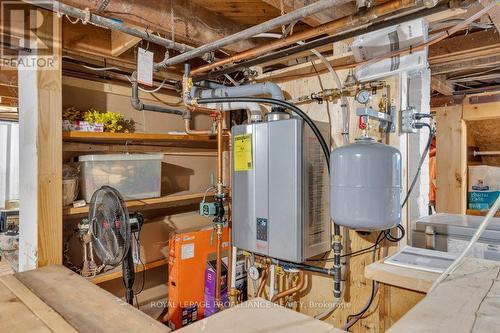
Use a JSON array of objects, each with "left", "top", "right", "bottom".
[{"left": 167, "top": 226, "right": 229, "bottom": 330}]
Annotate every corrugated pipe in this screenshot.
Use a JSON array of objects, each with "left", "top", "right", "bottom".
[
  {"left": 31, "top": 1, "right": 192, "bottom": 53},
  {"left": 130, "top": 72, "right": 186, "bottom": 117},
  {"left": 155, "top": 0, "right": 349, "bottom": 69}
]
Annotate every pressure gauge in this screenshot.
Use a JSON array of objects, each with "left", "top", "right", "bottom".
[
  {"left": 356, "top": 89, "right": 372, "bottom": 104},
  {"left": 248, "top": 266, "right": 260, "bottom": 281}
]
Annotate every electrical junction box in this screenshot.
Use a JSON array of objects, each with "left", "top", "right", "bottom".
[{"left": 231, "top": 117, "right": 331, "bottom": 263}]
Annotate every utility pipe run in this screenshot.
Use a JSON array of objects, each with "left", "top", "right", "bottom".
[
  {"left": 474, "top": 150, "right": 500, "bottom": 156},
  {"left": 271, "top": 270, "right": 305, "bottom": 303},
  {"left": 191, "top": 0, "right": 419, "bottom": 75},
  {"left": 191, "top": 81, "right": 284, "bottom": 121},
  {"left": 31, "top": 1, "right": 192, "bottom": 53},
  {"left": 193, "top": 82, "right": 284, "bottom": 101},
  {"left": 195, "top": 2, "right": 449, "bottom": 81},
  {"left": 130, "top": 72, "right": 186, "bottom": 117},
  {"left": 257, "top": 267, "right": 269, "bottom": 297},
  {"left": 154, "top": 0, "right": 348, "bottom": 69}
]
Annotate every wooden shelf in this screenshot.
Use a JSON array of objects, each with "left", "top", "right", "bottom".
[
  {"left": 90, "top": 258, "right": 168, "bottom": 284},
  {"left": 467, "top": 209, "right": 500, "bottom": 218},
  {"left": 62, "top": 131, "right": 217, "bottom": 149},
  {"left": 64, "top": 192, "right": 207, "bottom": 217}
]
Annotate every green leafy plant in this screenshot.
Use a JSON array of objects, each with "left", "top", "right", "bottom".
[{"left": 83, "top": 107, "right": 136, "bottom": 133}]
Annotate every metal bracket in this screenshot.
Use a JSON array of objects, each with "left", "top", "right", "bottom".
[
  {"left": 356, "top": 106, "right": 395, "bottom": 133},
  {"left": 401, "top": 107, "right": 418, "bottom": 134}
]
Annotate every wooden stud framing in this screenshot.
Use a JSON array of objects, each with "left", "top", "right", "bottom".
[{"left": 19, "top": 9, "right": 63, "bottom": 270}]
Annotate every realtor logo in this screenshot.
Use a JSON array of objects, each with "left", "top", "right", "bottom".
[{"left": 1, "top": 1, "right": 58, "bottom": 70}]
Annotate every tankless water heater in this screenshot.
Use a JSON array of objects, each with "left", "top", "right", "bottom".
[{"left": 231, "top": 117, "right": 330, "bottom": 263}]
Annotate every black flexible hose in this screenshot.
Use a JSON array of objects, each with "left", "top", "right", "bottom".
[{"left": 196, "top": 97, "right": 331, "bottom": 172}]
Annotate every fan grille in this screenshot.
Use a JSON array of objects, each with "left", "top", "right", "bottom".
[{"left": 89, "top": 186, "right": 130, "bottom": 266}]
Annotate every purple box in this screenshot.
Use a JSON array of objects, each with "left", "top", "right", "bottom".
[{"left": 204, "top": 259, "right": 228, "bottom": 317}]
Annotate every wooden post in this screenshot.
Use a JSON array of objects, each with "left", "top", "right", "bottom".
[
  {"left": 434, "top": 105, "right": 467, "bottom": 214},
  {"left": 19, "top": 8, "right": 62, "bottom": 270}
]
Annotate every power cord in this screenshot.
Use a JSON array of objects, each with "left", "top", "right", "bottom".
[
  {"left": 307, "top": 225, "right": 405, "bottom": 263},
  {"left": 133, "top": 230, "right": 146, "bottom": 309},
  {"left": 401, "top": 121, "right": 435, "bottom": 208}
]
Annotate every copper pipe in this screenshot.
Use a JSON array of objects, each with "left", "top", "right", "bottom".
[
  {"left": 191, "top": 0, "right": 416, "bottom": 76},
  {"left": 271, "top": 270, "right": 305, "bottom": 303},
  {"left": 257, "top": 267, "right": 269, "bottom": 297},
  {"left": 271, "top": 3, "right": 497, "bottom": 78},
  {"left": 183, "top": 118, "right": 216, "bottom": 135},
  {"left": 187, "top": 105, "right": 217, "bottom": 115},
  {"left": 216, "top": 114, "right": 224, "bottom": 189},
  {"left": 214, "top": 112, "right": 225, "bottom": 308}
]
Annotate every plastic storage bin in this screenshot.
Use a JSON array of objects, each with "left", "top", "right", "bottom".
[{"left": 79, "top": 154, "right": 163, "bottom": 202}]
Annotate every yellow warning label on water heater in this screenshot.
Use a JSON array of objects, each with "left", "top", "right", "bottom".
[{"left": 234, "top": 134, "right": 252, "bottom": 171}]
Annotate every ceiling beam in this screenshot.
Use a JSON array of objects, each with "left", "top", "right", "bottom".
[
  {"left": 480, "top": 0, "right": 500, "bottom": 33},
  {"left": 0, "top": 84, "right": 18, "bottom": 98},
  {"left": 262, "top": 0, "right": 355, "bottom": 27},
  {"left": 58, "top": 0, "right": 260, "bottom": 53},
  {"left": 431, "top": 54, "right": 500, "bottom": 75},
  {"left": 431, "top": 75, "right": 454, "bottom": 96},
  {"left": 429, "top": 29, "right": 500, "bottom": 66},
  {"left": 111, "top": 30, "right": 141, "bottom": 57}
]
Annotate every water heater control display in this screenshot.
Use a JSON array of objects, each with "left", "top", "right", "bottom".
[{"left": 256, "top": 218, "right": 268, "bottom": 242}]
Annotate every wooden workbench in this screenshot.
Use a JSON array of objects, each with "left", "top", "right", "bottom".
[
  {"left": 0, "top": 265, "right": 171, "bottom": 333},
  {"left": 176, "top": 298, "right": 346, "bottom": 333},
  {"left": 367, "top": 257, "right": 500, "bottom": 332}
]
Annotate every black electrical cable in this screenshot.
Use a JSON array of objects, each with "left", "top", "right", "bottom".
[
  {"left": 133, "top": 231, "right": 146, "bottom": 297},
  {"left": 401, "top": 122, "right": 435, "bottom": 208},
  {"left": 307, "top": 225, "right": 405, "bottom": 262},
  {"left": 196, "top": 97, "right": 331, "bottom": 173},
  {"left": 344, "top": 232, "right": 385, "bottom": 329}
]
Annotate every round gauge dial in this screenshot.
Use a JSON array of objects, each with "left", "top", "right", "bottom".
[
  {"left": 356, "top": 89, "right": 372, "bottom": 104},
  {"left": 248, "top": 266, "right": 260, "bottom": 280}
]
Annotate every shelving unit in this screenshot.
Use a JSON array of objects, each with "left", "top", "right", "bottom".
[
  {"left": 63, "top": 192, "right": 210, "bottom": 217},
  {"left": 63, "top": 131, "right": 217, "bottom": 149},
  {"left": 89, "top": 258, "right": 168, "bottom": 284}
]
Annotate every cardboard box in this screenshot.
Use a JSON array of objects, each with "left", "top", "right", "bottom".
[
  {"left": 468, "top": 165, "right": 500, "bottom": 210},
  {"left": 167, "top": 226, "right": 229, "bottom": 330},
  {"left": 204, "top": 259, "right": 228, "bottom": 317}
]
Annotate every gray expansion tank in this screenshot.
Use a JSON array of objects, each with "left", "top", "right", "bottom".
[{"left": 330, "top": 136, "right": 402, "bottom": 230}]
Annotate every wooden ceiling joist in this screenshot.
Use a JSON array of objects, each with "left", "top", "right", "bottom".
[
  {"left": 429, "top": 29, "right": 500, "bottom": 66},
  {"left": 58, "top": 0, "right": 261, "bottom": 52},
  {"left": 480, "top": 0, "right": 500, "bottom": 33},
  {"left": 262, "top": 0, "right": 356, "bottom": 27},
  {"left": 0, "top": 84, "right": 18, "bottom": 99},
  {"left": 431, "top": 75, "right": 454, "bottom": 96}
]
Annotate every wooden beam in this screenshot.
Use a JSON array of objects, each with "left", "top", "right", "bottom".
[
  {"left": 62, "top": 19, "right": 111, "bottom": 56},
  {"left": 59, "top": 0, "right": 260, "bottom": 52},
  {"left": 480, "top": 0, "right": 500, "bottom": 33},
  {"left": 431, "top": 75, "right": 454, "bottom": 96},
  {"left": 434, "top": 104, "right": 467, "bottom": 214},
  {"left": 0, "top": 68, "right": 17, "bottom": 86},
  {"left": 110, "top": 30, "right": 140, "bottom": 57},
  {"left": 431, "top": 54, "right": 500, "bottom": 75},
  {"left": 430, "top": 94, "right": 465, "bottom": 108},
  {"left": 0, "top": 84, "right": 18, "bottom": 98},
  {"left": 463, "top": 94, "right": 500, "bottom": 121},
  {"left": 18, "top": 9, "right": 62, "bottom": 270},
  {"left": 429, "top": 29, "right": 500, "bottom": 66},
  {"left": 61, "top": 75, "right": 182, "bottom": 104},
  {"left": 262, "top": 0, "right": 355, "bottom": 27}
]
